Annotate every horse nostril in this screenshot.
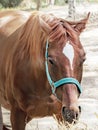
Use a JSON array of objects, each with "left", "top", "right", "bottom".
[
  {"left": 62, "top": 106, "right": 66, "bottom": 114},
  {"left": 62, "top": 106, "right": 80, "bottom": 124},
  {"left": 79, "top": 106, "right": 81, "bottom": 113}
]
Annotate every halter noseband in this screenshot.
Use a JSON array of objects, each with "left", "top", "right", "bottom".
[{"left": 45, "top": 40, "right": 82, "bottom": 95}]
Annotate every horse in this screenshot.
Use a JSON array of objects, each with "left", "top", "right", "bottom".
[{"left": 0, "top": 10, "right": 89, "bottom": 130}]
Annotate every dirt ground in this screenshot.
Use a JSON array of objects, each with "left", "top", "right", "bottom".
[{"left": 2, "top": 3, "right": 98, "bottom": 130}]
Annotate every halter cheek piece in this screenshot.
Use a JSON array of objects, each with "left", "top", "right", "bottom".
[{"left": 45, "top": 40, "right": 82, "bottom": 95}]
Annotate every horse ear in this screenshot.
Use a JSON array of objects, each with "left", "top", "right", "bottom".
[
  {"left": 73, "top": 12, "right": 90, "bottom": 35},
  {"left": 40, "top": 17, "right": 51, "bottom": 34}
]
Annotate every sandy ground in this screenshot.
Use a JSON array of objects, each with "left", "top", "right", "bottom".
[{"left": 2, "top": 3, "right": 98, "bottom": 130}]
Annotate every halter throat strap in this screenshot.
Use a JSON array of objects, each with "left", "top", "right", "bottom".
[{"left": 45, "top": 40, "right": 82, "bottom": 94}]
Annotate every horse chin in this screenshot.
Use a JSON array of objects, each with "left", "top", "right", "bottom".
[{"left": 62, "top": 106, "right": 81, "bottom": 124}]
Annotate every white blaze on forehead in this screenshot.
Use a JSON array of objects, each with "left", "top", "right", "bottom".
[{"left": 63, "top": 41, "right": 74, "bottom": 70}]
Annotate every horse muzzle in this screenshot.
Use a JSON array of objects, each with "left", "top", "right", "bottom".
[{"left": 62, "top": 105, "right": 81, "bottom": 124}]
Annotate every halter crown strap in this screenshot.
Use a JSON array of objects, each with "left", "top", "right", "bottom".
[{"left": 45, "top": 40, "right": 82, "bottom": 94}]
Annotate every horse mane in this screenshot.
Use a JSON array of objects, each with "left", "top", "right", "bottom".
[
  {"left": 13, "top": 11, "right": 67, "bottom": 67},
  {"left": 5, "top": 11, "right": 68, "bottom": 90}
]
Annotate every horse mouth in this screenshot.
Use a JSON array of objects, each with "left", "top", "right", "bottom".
[{"left": 62, "top": 106, "right": 81, "bottom": 124}]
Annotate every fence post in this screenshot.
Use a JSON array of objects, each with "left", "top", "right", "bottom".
[{"left": 68, "top": 0, "right": 76, "bottom": 19}]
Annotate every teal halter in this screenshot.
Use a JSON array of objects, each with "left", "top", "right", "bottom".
[{"left": 45, "top": 40, "right": 82, "bottom": 95}]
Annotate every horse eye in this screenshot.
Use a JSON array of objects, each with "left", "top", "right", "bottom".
[{"left": 48, "top": 57, "right": 54, "bottom": 65}]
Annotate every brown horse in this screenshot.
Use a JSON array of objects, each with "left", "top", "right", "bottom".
[{"left": 0, "top": 10, "right": 89, "bottom": 130}]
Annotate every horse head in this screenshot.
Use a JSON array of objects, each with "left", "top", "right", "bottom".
[{"left": 40, "top": 13, "right": 90, "bottom": 123}]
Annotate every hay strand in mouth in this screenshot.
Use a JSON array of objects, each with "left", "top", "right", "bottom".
[{"left": 53, "top": 114, "right": 89, "bottom": 130}]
